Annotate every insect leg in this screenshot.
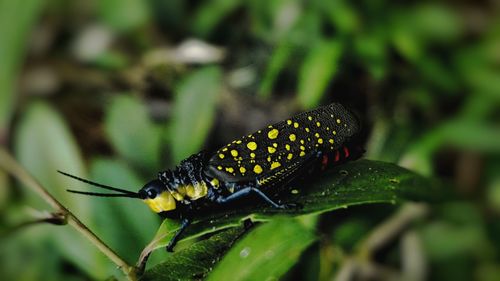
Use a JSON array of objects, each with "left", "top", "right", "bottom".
[
  {"left": 215, "top": 186, "right": 291, "bottom": 209},
  {"left": 166, "top": 218, "right": 191, "bottom": 252}
]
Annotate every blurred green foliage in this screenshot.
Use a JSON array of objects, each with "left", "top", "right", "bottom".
[{"left": 0, "top": 0, "right": 499, "bottom": 280}]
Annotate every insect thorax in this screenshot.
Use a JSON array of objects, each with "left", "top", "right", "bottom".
[{"left": 158, "top": 152, "right": 214, "bottom": 203}]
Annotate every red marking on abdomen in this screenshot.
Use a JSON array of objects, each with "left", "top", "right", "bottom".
[
  {"left": 343, "top": 146, "right": 350, "bottom": 158},
  {"left": 334, "top": 150, "right": 340, "bottom": 162}
]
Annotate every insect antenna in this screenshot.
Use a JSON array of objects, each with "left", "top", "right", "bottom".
[{"left": 58, "top": 170, "right": 140, "bottom": 198}]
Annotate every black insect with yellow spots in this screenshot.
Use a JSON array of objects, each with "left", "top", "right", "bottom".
[{"left": 59, "top": 103, "right": 363, "bottom": 251}]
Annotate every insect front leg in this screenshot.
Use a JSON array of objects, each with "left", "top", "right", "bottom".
[
  {"left": 214, "top": 183, "right": 297, "bottom": 209},
  {"left": 166, "top": 218, "right": 191, "bottom": 252}
]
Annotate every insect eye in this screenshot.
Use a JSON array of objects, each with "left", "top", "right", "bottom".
[{"left": 147, "top": 189, "right": 157, "bottom": 199}]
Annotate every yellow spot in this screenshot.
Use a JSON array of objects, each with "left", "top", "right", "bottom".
[
  {"left": 250, "top": 152, "right": 256, "bottom": 158},
  {"left": 333, "top": 131, "right": 337, "bottom": 135},
  {"left": 254, "top": 164, "right": 263, "bottom": 174},
  {"left": 185, "top": 183, "right": 208, "bottom": 200},
  {"left": 217, "top": 166, "right": 223, "bottom": 170},
  {"left": 326, "top": 127, "right": 330, "bottom": 131},
  {"left": 222, "top": 147, "right": 228, "bottom": 151},
  {"left": 268, "top": 146, "right": 276, "bottom": 153},
  {"left": 231, "top": 150, "right": 238, "bottom": 157},
  {"left": 300, "top": 139, "right": 305, "bottom": 144},
  {"left": 268, "top": 129, "right": 279, "bottom": 139},
  {"left": 315, "top": 133, "right": 320, "bottom": 138},
  {"left": 294, "top": 122, "right": 299, "bottom": 128},
  {"left": 329, "top": 139, "right": 334, "bottom": 144},
  {"left": 300, "top": 151, "right": 306, "bottom": 157},
  {"left": 291, "top": 189, "right": 299, "bottom": 194},
  {"left": 336, "top": 119, "right": 341, "bottom": 124},
  {"left": 236, "top": 140, "right": 242, "bottom": 144},
  {"left": 270, "top": 162, "right": 281, "bottom": 170},
  {"left": 300, "top": 145, "right": 305, "bottom": 150},
  {"left": 171, "top": 188, "right": 184, "bottom": 201},
  {"left": 316, "top": 121, "right": 321, "bottom": 127},
  {"left": 218, "top": 153, "right": 225, "bottom": 159},
  {"left": 318, "top": 138, "right": 323, "bottom": 144},
  {"left": 225, "top": 167, "right": 234, "bottom": 173},
  {"left": 257, "top": 130, "right": 262, "bottom": 133},
  {"left": 289, "top": 134, "right": 296, "bottom": 141},
  {"left": 211, "top": 178, "right": 219, "bottom": 188},
  {"left": 267, "top": 156, "right": 272, "bottom": 162},
  {"left": 170, "top": 188, "right": 186, "bottom": 201},
  {"left": 240, "top": 167, "right": 246, "bottom": 174},
  {"left": 247, "top": 142, "right": 257, "bottom": 150},
  {"left": 273, "top": 143, "right": 278, "bottom": 147},
  {"left": 268, "top": 125, "right": 273, "bottom": 129},
  {"left": 285, "top": 144, "right": 291, "bottom": 150},
  {"left": 287, "top": 119, "right": 292, "bottom": 125},
  {"left": 287, "top": 153, "right": 293, "bottom": 160},
  {"left": 308, "top": 116, "right": 313, "bottom": 121},
  {"left": 305, "top": 127, "right": 310, "bottom": 132}
]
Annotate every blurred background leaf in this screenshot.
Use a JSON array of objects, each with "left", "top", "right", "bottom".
[
  {"left": 0, "top": 0, "right": 43, "bottom": 136},
  {"left": 170, "top": 66, "right": 222, "bottom": 162},
  {"left": 298, "top": 39, "right": 343, "bottom": 109},
  {"left": 105, "top": 95, "right": 162, "bottom": 171},
  {"left": 12, "top": 102, "right": 109, "bottom": 278}
]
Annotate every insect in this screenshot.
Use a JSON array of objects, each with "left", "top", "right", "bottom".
[{"left": 60, "top": 103, "right": 363, "bottom": 251}]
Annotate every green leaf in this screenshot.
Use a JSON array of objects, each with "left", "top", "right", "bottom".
[
  {"left": 0, "top": 0, "right": 43, "bottom": 131},
  {"left": 170, "top": 67, "right": 222, "bottom": 162},
  {"left": 14, "top": 102, "right": 88, "bottom": 216},
  {"left": 323, "top": 0, "right": 360, "bottom": 34},
  {"left": 207, "top": 218, "right": 316, "bottom": 281},
  {"left": 258, "top": 42, "right": 294, "bottom": 98},
  {"left": 354, "top": 31, "right": 388, "bottom": 80},
  {"left": 14, "top": 102, "right": 109, "bottom": 278},
  {"left": 411, "top": 4, "right": 462, "bottom": 43},
  {"left": 297, "top": 40, "right": 343, "bottom": 109},
  {"left": 191, "top": 0, "right": 242, "bottom": 38},
  {"left": 105, "top": 95, "right": 162, "bottom": 170},
  {"left": 401, "top": 120, "right": 500, "bottom": 175},
  {"left": 142, "top": 160, "right": 440, "bottom": 256},
  {"left": 98, "top": 0, "right": 150, "bottom": 31},
  {"left": 140, "top": 226, "right": 247, "bottom": 281}
]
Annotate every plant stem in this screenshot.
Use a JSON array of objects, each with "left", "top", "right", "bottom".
[{"left": 0, "top": 148, "right": 137, "bottom": 281}]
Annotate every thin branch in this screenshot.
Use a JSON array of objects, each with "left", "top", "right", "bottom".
[
  {"left": 360, "top": 202, "right": 429, "bottom": 256},
  {"left": 333, "top": 203, "right": 430, "bottom": 281},
  {"left": 1, "top": 214, "right": 66, "bottom": 238},
  {"left": 0, "top": 148, "right": 138, "bottom": 281}
]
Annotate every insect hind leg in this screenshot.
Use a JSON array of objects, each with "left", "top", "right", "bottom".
[{"left": 214, "top": 186, "right": 296, "bottom": 209}]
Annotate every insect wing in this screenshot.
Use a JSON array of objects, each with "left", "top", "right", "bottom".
[{"left": 206, "top": 103, "right": 360, "bottom": 184}]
